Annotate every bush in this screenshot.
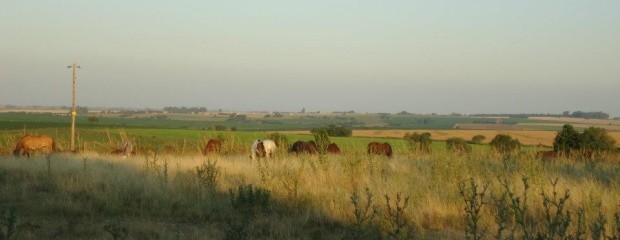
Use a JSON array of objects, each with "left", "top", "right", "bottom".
[
  {"left": 311, "top": 125, "right": 352, "bottom": 137},
  {"left": 471, "top": 135, "right": 485, "bottom": 144},
  {"left": 446, "top": 137, "right": 471, "bottom": 154},
  {"left": 553, "top": 124, "right": 581, "bottom": 155},
  {"left": 266, "top": 132, "right": 288, "bottom": 148},
  {"left": 87, "top": 116, "right": 100, "bottom": 123},
  {"left": 580, "top": 127, "right": 616, "bottom": 153},
  {"left": 490, "top": 134, "right": 520, "bottom": 155},
  {"left": 553, "top": 124, "right": 616, "bottom": 157},
  {"left": 404, "top": 132, "right": 432, "bottom": 153},
  {"left": 312, "top": 128, "right": 331, "bottom": 154}
]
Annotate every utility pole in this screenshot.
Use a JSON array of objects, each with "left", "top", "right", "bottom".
[{"left": 67, "top": 63, "right": 81, "bottom": 152}]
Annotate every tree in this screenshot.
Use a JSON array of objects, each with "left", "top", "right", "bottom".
[
  {"left": 446, "top": 137, "right": 471, "bottom": 154},
  {"left": 553, "top": 124, "right": 581, "bottom": 155},
  {"left": 490, "top": 134, "right": 521, "bottom": 155},
  {"left": 226, "top": 113, "right": 247, "bottom": 122},
  {"left": 470, "top": 135, "right": 486, "bottom": 144}
]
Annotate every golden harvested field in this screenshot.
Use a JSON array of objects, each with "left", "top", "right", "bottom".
[
  {"left": 280, "top": 130, "right": 620, "bottom": 147},
  {"left": 529, "top": 117, "right": 620, "bottom": 126}
]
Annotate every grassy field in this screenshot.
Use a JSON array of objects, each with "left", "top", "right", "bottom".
[
  {"left": 1, "top": 149, "right": 619, "bottom": 239},
  {"left": 2, "top": 112, "right": 620, "bottom": 239}
]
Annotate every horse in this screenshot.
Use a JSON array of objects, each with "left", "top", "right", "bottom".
[
  {"left": 326, "top": 143, "right": 341, "bottom": 154},
  {"left": 13, "top": 135, "right": 56, "bottom": 158},
  {"left": 536, "top": 150, "right": 559, "bottom": 161},
  {"left": 203, "top": 139, "right": 222, "bottom": 155},
  {"left": 367, "top": 142, "right": 392, "bottom": 158},
  {"left": 111, "top": 141, "right": 135, "bottom": 157},
  {"left": 250, "top": 139, "right": 277, "bottom": 160},
  {"left": 289, "top": 140, "right": 318, "bottom": 154}
]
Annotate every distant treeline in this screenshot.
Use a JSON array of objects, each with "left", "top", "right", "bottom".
[
  {"left": 163, "top": 106, "right": 208, "bottom": 113},
  {"left": 471, "top": 111, "right": 609, "bottom": 120}
]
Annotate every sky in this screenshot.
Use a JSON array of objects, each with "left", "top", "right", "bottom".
[{"left": 1, "top": 1, "right": 619, "bottom": 116}]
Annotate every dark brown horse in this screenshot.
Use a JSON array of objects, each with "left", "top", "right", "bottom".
[
  {"left": 203, "top": 139, "right": 222, "bottom": 155},
  {"left": 289, "top": 140, "right": 318, "bottom": 154},
  {"left": 367, "top": 142, "right": 392, "bottom": 157},
  {"left": 326, "top": 143, "right": 341, "bottom": 154},
  {"left": 14, "top": 135, "right": 56, "bottom": 158}
]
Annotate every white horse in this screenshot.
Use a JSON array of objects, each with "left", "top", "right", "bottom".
[{"left": 250, "top": 139, "right": 277, "bottom": 160}]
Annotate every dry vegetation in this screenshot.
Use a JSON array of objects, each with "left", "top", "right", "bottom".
[
  {"left": 330, "top": 130, "right": 620, "bottom": 147},
  {"left": 1, "top": 148, "right": 619, "bottom": 239}
]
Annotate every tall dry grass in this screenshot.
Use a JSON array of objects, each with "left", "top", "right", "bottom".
[{"left": 0, "top": 148, "right": 619, "bottom": 239}]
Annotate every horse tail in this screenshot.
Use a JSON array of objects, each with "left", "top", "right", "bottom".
[{"left": 51, "top": 138, "right": 56, "bottom": 151}]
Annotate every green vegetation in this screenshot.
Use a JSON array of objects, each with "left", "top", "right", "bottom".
[
  {"left": 553, "top": 124, "right": 616, "bottom": 157},
  {"left": 311, "top": 125, "right": 352, "bottom": 137},
  {"left": 312, "top": 128, "right": 331, "bottom": 154},
  {"left": 471, "top": 135, "right": 486, "bottom": 144},
  {"left": 446, "top": 137, "right": 472, "bottom": 154},
  {"left": 490, "top": 134, "right": 521, "bottom": 155},
  {"left": 404, "top": 132, "right": 433, "bottom": 153}
]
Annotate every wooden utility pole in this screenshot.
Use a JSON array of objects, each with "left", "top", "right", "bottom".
[{"left": 68, "top": 63, "right": 80, "bottom": 152}]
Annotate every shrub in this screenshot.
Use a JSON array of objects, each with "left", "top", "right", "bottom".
[
  {"left": 195, "top": 159, "right": 221, "bottom": 194},
  {"left": 490, "top": 134, "right": 521, "bottom": 155},
  {"left": 580, "top": 127, "right": 615, "bottom": 153},
  {"left": 266, "top": 132, "right": 288, "bottom": 148},
  {"left": 229, "top": 184, "right": 271, "bottom": 218},
  {"left": 553, "top": 124, "right": 616, "bottom": 157},
  {"left": 470, "top": 135, "right": 486, "bottom": 144},
  {"left": 458, "top": 178, "right": 488, "bottom": 240},
  {"left": 87, "top": 116, "right": 100, "bottom": 123},
  {"left": 213, "top": 125, "right": 226, "bottom": 131},
  {"left": 311, "top": 125, "right": 352, "bottom": 137},
  {"left": 553, "top": 124, "right": 581, "bottom": 155},
  {"left": 312, "top": 128, "right": 331, "bottom": 154},
  {"left": 404, "top": 132, "right": 432, "bottom": 153},
  {"left": 446, "top": 137, "right": 471, "bottom": 154}
]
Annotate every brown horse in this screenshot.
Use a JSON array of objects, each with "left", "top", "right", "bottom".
[
  {"left": 326, "top": 143, "right": 341, "bottom": 154},
  {"left": 203, "top": 139, "right": 222, "bottom": 155},
  {"left": 536, "top": 150, "right": 559, "bottom": 160},
  {"left": 111, "top": 141, "right": 135, "bottom": 157},
  {"left": 367, "top": 142, "right": 392, "bottom": 157},
  {"left": 14, "top": 135, "right": 56, "bottom": 158},
  {"left": 289, "top": 140, "right": 318, "bottom": 154}
]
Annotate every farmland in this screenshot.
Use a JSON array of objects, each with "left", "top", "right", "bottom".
[{"left": 1, "top": 111, "right": 620, "bottom": 239}]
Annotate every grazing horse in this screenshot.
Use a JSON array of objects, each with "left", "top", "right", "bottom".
[
  {"left": 251, "top": 139, "right": 277, "bottom": 160},
  {"left": 203, "top": 139, "right": 222, "bottom": 155},
  {"left": 367, "top": 142, "right": 392, "bottom": 158},
  {"left": 326, "top": 143, "right": 341, "bottom": 154},
  {"left": 111, "top": 141, "right": 135, "bottom": 157},
  {"left": 14, "top": 135, "right": 56, "bottom": 158},
  {"left": 289, "top": 140, "right": 318, "bottom": 154},
  {"left": 536, "top": 150, "right": 559, "bottom": 160}
]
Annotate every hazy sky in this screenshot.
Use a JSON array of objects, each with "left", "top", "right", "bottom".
[{"left": 1, "top": 1, "right": 619, "bottom": 116}]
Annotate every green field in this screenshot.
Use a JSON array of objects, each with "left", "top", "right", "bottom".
[{"left": 0, "top": 112, "right": 558, "bottom": 132}]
